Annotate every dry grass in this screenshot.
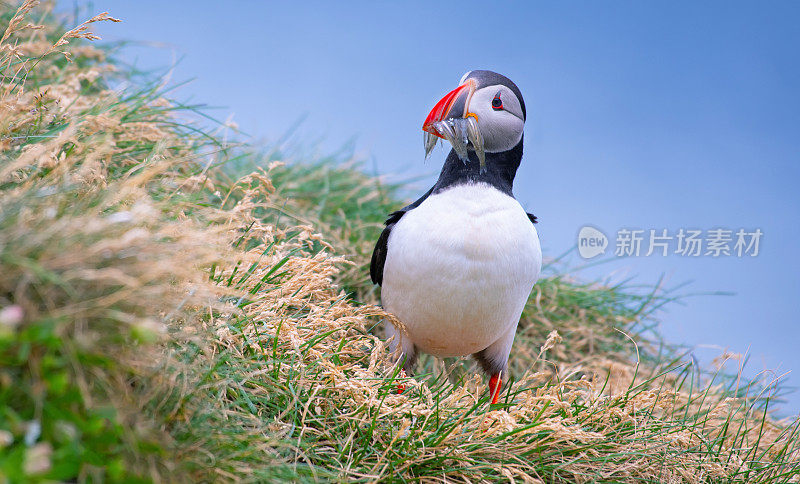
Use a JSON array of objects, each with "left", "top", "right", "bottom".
[{"left": 0, "top": 2, "right": 798, "bottom": 482}]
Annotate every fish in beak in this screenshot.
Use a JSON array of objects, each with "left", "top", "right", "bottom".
[{"left": 422, "top": 78, "right": 486, "bottom": 169}]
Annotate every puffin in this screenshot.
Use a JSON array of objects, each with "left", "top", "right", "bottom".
[{"left": 370, "top": 70, "right": 542, "bottom": 404}]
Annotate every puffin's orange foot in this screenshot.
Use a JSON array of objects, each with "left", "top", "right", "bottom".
[
  {"left": 397, "top": 369, "right": 407, "bottom": 394},
  {"left": 489, "top": 373, "right": 502, "bottom": 405}
]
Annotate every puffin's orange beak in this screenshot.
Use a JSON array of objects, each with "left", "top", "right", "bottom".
[{"left": 422, "top": 78, "right": 476, "bottom": 138}]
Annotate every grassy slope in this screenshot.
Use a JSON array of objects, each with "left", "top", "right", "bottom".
[{"left": 1, "top": 4, "right": 798, "bottom": 482}]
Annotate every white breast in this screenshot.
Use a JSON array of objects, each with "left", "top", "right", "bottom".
[{"left": 381, "top": 183, "right": 542, "bottom": 357}]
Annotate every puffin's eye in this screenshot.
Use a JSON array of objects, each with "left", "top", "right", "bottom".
[{"left": 491, "top": 92, "right": 503, "bottom": 110}]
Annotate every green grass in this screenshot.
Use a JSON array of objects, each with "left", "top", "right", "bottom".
[{"left": 1, "top": 3, "right": 798, "bottom": 482}]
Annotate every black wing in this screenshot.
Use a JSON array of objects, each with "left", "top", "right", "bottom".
[
  {"left": 370, "top": 187, "right": 434, "bottom": 286},
  {"left": 527, "top": 212, "right": 538, "bottom": 224}
]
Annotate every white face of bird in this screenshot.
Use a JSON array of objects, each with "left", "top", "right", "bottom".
[{"left": 422, "top": 71, "right": 526, "bottom": 169}]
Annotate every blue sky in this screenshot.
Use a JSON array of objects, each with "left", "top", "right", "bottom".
[{"left": 72, "top": 1, "right": 799, "bottom": 413}]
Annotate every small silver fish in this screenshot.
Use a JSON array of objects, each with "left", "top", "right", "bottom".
[
  {"left": 424, "top": 131, "right": 438, "bottom": 160},
  {"left": 445, "top": 120, "right": 470, "bottom": 163},
  {"left": 466, "top": 116, "right": 485, "bottom": 171},
  {"left": 424, "top": 117, "right": 486, "bottom": 172}
]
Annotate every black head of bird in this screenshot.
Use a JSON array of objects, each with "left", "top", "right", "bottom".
[{"left": 422, "top": 70, "right": 526, "bottom": 171}]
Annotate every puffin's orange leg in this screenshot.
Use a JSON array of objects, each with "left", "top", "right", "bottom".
[
  {"left": 397, "top": 369, "right": 407, "bottom": 394},
  {"left": 489, "top": 372, "right": 502, "bottom": 404}
]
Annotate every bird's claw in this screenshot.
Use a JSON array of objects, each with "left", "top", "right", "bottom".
[{"left": 397, "top": 369, "right": 407, "bottom": 394}]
